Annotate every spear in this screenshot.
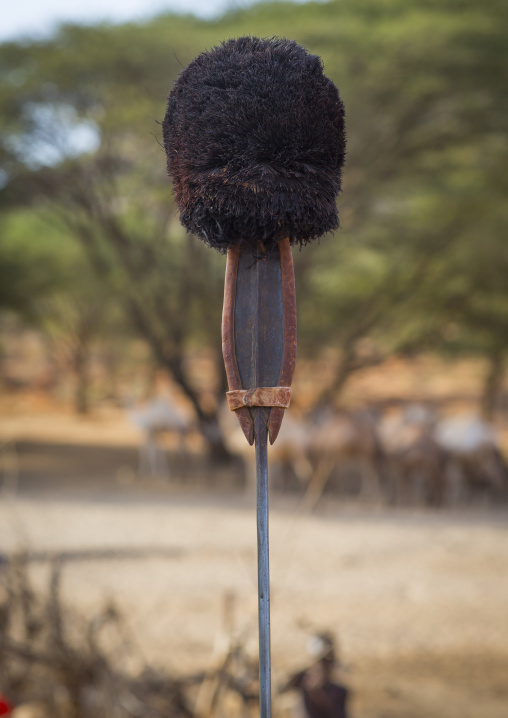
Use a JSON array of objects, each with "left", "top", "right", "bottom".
[
  {"left": 163, "top": 37, "right": 346, "bottom": 717},
  {"left": 222, "top": 238, "right": 296, "bottom": 717}
]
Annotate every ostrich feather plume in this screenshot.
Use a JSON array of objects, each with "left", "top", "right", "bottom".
[{"left": 163, "top": 36, "right": 346, "bottom": 252}]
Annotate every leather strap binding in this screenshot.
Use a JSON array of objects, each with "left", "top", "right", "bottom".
[
  {"left": 222, "top": 237, "right": 297, "bottom": 445},
  {"left": 227, "top": 387, "right": 292, "bottom": 412}
]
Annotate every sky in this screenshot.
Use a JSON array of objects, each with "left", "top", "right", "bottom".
[{"left": 0, "top": 0, "right": 252, "bottom": 42}]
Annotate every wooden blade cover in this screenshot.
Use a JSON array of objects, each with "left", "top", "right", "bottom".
[{"left": 222, "top": 238, "right": 297, "bottom": 445}]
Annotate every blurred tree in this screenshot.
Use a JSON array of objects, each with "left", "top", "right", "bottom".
[
  {"left": 39, "top": 267, "right": 124, "bottom": 415},
  {"left": 42, "top": 291, "right": 103, "bottom": 415},
  {"left": 0, "top": 213, "right": 61, "bottom": 317},
  {"left": 283, "top": 0, "right": 508, "bottom": 409},
  {"left": 0, "top": 20, "right": 232, "bottom": 457},
  {"left": 399, "top": 204, "right": 508, "bottom": 421},
  {"left": 0, "top": 211, "right": 123, "bottom": 412},
  {"left": 0, "top": 0, "right": 507, "bottom": 443}
]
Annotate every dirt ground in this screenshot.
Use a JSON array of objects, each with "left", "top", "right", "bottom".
[
  {"left": 1, "top": 484, "right": 507, "bottom": 718},
  {"left": 1, "top": 365, "right": 508, "bottom": 717}
]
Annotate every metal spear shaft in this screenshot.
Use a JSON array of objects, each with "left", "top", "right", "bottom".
[
  {"left": 222, "top": 239, "right": 296, "bottom": 718},
  {"left": 255, "top": 411, "right": 272, "bottom": 718}
]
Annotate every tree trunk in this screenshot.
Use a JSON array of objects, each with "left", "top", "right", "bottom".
[
  {"left": 130, "top": 316, "right": 234, "bottom": 462},
  {"left": 164, "top": 358, "right": 233, "bottom": 463},
  {"left": 481, "top": 348, "right": 505, "bottom": 422},
  {"left": 314, "top": 343, "right": 356, "bottom": 408},
  {"left": 72, "top": 222, "right": 234, "bottom": 460},
  {"left": 330, "top": 346, "right": 357, "bottom": 400},
  {"left": 201, "top": 413, "right": 234, "bottom": 463},
  {"left": 74, "top": 346, "right": 90, "bottom": 415}
]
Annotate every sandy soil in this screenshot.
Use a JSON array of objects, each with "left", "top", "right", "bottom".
[{"left": 1, "top": 489, "right": 507, "bottom": 718}]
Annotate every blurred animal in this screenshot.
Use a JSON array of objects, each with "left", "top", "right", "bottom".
[
  {"left": 306, "top": 407, "right": 385, "bottom": 502},
  {"left": 435, "top": 414, "right": 508, "bottom": 503},
  {"left": 378, "top": 405, "right": 446, "bottom": 505},
  {"left": 221, "top": 403, "right": 386, "bottom": 504},
  {"left": 127, "top": 396, "right": 193, "bottom": 479}
]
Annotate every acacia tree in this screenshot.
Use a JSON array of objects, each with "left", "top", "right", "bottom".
[
  {"left": 405, "top": 203, "right": 508, "bottom": 421},
  {"left": 0, "top": 20, "right": 233, "bottom": 458},
  {"left": 39, "top": 270, "right": 119, "bottom": 415},
  {"left": 1, "top": 0, "right": 507, "bottom": 445},
  {"left": 287, "top": 0, "right": 508, "bottom": 408}
]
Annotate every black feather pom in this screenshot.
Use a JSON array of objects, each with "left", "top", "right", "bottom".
[{"left": 162, "top": 36, "right": 346, "bottom": 252}]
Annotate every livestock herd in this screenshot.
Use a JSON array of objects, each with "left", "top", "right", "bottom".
[
  {"left": 221, "top": 404, "right": 508, "bottom": 506},
  {"left": 129, "top": 398, "right": 508, "bottom": 507}
]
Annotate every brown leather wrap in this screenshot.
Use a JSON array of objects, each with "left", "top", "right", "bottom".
[
  {"left": 221, "top": 245, "right": 255, "bottom": 444},
  {"left": 221, "top": 238, "right": 297, "bottom": 446},
  {"left": 227, "top": 387, "right": 292, "bottom": 412},
  {"left": 268, "top": 237, "right": 297, "bottom": 444}
]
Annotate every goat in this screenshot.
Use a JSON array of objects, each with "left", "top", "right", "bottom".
[
  {"left": 435, "top": 414, "right": 508, "bottom": 504},
  {"left": 377, "top": 405, "right": 447, "bottom": 505},
  {"left": 127, "top": 396, "right": 193, "bottom": 480}
]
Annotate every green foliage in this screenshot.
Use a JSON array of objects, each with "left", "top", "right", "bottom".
[
  {"left": 0, "top": 0, "right": 507, "bottom": 415},
  {"left": 0, "top": 211, "right": 69, "bottom": 316}
]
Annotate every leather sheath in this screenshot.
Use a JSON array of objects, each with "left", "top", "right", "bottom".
[{"left": 221, "top": 237, "right": 297, "bottom": 445}]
